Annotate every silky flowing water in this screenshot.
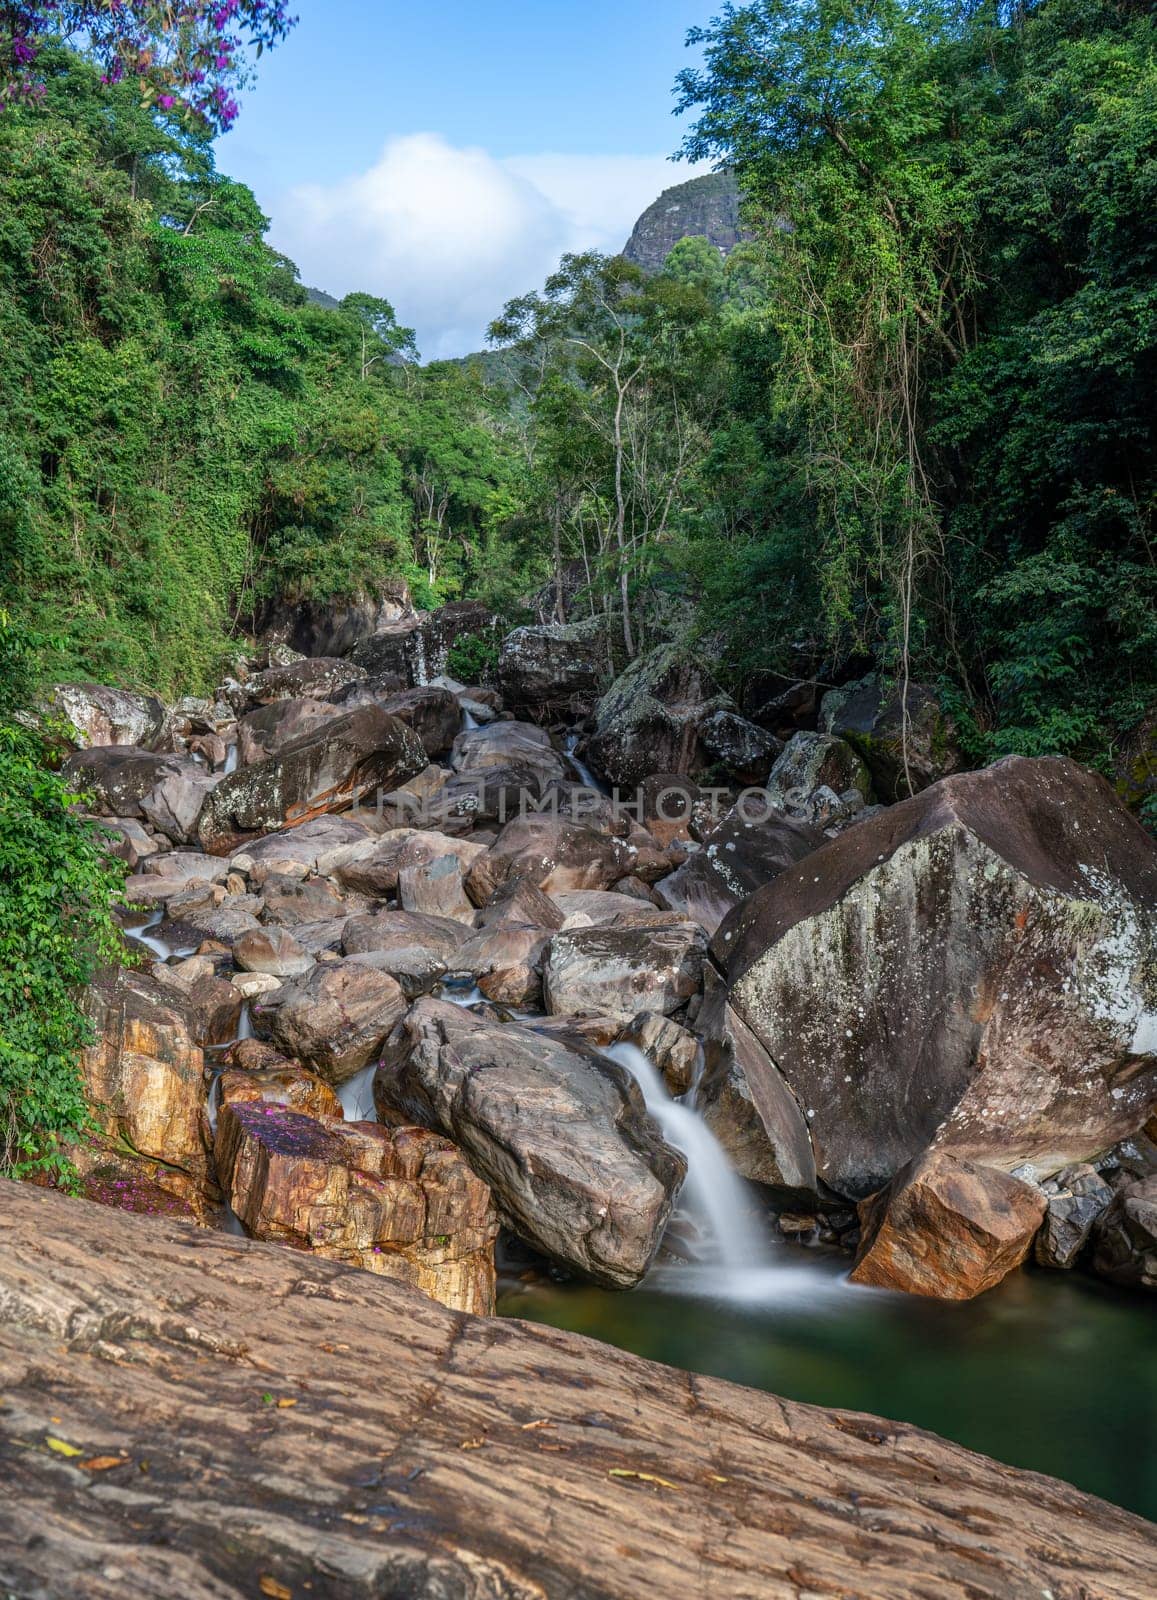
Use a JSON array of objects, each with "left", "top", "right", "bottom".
[{"left": 502, "top": 1042, "right": 1157, "bottom": 1522}]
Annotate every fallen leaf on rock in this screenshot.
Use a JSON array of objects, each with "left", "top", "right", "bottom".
[
  {"left": 520, "top": 1419, "right": 554, "bottom": 1431},
  {"left": 608, "top": 1469, "right": 679, "bottom": 1491},
  {"left": 258, "top": 1578, "right": 292, "bottom": 1600},
  {"left": 276, "top": 1398, "right": 297, "bottom": 1409},
  {"left": 80, "top": 1456, "right": 128, "bottom": 1472},
  {"left": 459, "top": 1437, "right": 487, "bottom": 1451},
  {"left": 45, "top": 1437, "right": 83, "bottom": 1458}
]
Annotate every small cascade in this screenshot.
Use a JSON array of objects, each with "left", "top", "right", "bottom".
[
  {"left": 461, "top": 704, "right": 480, "bottom": 732},
  {"left": 338, "top": 1062, "right": 378, "bottom": 1122},
  {"left": 607, "top": 1042, "right": 837, "bottom": 1307},
  {"left": 123, "top": 911, "right": 175, "bottom": 962},
  {"left": 223, "top": 742, "right": 240, "bottom": 775},
  {"left": 564, "top": 731, "right": 608, "bottom": 795}
]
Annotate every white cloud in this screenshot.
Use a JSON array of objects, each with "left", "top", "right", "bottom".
[{"left": 268, "top": 134, "right": 709, "bottom": 361}]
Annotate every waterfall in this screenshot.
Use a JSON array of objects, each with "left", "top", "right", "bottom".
[
  {"left": 461, "top": 705, "right": 480, "bottom": 731},
  {"left": 223, "top": 742, "right": 240, "bottom": 775},
  {"left": 605, "top": 1042, "right": 768, "bottom": 1273},
  {"left": 338, "top": 1062, "right": 379, "bottom": 1122},
  {"left": 564, "top": 731, "right": 607, "bottom": 794}
]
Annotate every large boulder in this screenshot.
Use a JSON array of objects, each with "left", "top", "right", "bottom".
[
  {"left": 365, "top": 686, "right": 461, "bottom": 758},
  {"left": 198, "top": 707, "right": 426, "bottom": 854},
  {"left": 698, "top": 710, "right": 782, "bottom": 787},
  {"left": 78, "top": 969, "right": 211, "bottom": 1210},
  {"left": 498, "top": 616, "right": 607, "bottom": 714},
  {"left": 351, "top": 602, "right": 496, "bottom": 687},
  {"left": 655, "top": 808, "right": 822, "bottom": 936},
  {"left": 765, "top": 731, "right": 873, "bottom": 810},
  {"left": 64, "top": 748, "right": 198, "bottom": 820},
  {"left": 451, "top": 719, "right": 567, "bottom": 784},
  {"left": 1034, "top": 1162, "right": 1115, "bottom": 1270},
  {"left": 343, "top": 909, "right": 471, "bottom": 996},
  {"left": 587, "top": 646, "right": 734, "bottom": 788},
  {"left": 714, "top": 756, "right": 1157, "bottom": 1202},
  {"left": 543, "top": 923, "right": 706, "bottom": 1022},
  {"left": 376, "top": 998, "right": 685, "bottom": 1286},
  {"left": 230, "top": 815, "right": 371, "bottom": 879},
  {"left": 138, "top": 767, "right": 220, "bottom": 845},
  {"left": 850, "top": 1150, "right": 1048, "bottom": 1300},
  {"left": 820, "top": 674, "right": 962, "bottom": 802},
  {"left": 235, "top": 698, "right": 348, "bottom": 765},
  {"left": 216, "top": 1103, "right": 497, "bottom": 1314},
  {"left": 466, "top": 816, "right": 634, "bottom": 903},
  {"left": 268, "top": 962, "right": 407, "bottom": 1084},
  {"left": 42, "top": 683, "right": 166, "bottom": 750}
]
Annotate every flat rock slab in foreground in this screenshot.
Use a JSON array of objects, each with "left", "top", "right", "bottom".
[{"left": 0, "top": 1185, "right": 1153, "bottom": 1600}]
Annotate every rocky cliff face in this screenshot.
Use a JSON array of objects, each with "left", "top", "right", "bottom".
[{"left": 622, "top": 170, "right": 746, "bottom": 273}]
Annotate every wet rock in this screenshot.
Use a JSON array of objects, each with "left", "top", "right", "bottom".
[
  {"left": 850, "top": 1150, "right": 1048, "bottom": 1300},
  {"left": 247, "top": 657, "right": 367, "bottom": 705},
  {"left": 218, "top": 1063, "right": 342, "bottom": 1121},
  {"left": 695, "top": 970, "right": 817, "bottom": 1195},
  {"left": 617, "top": 1013, "right": 701, "bottom": 1097},
  {"left": 78, "top": 969, "right": 212, "bottom": 1209},
  {"left": 42, "top": 683, "right": 166, "bottom": 750},
  {"left": 698, "top": 709, "right": 782, "bottom": 786},
  {"left": 765, "top": 731, "right": 872, "bottom": 810},
  {"left": 1034, "top": 1163, "right": 1115, "bottom": 1269},
  {"left": 64, "top": 748, "right": 198, "bottom": 819},
  {"left": 376, "top": 998, "right": 685, "bottom": 1287},
  {"left": 269, "top": 962, "right": 407, "bottom": 1085},
  {"left": 820, "top": 674, "right": 962, "bottom": 802},
  {"left": 236, "top": 697, "right": 348, "bottom": 765},
  {"left": 498, "top": 616, "right": 607, "bottom": 714},
  {"left": 343, "top": 909, "right": 470, "bottom": 995},
  {"left": 215, "top": 1103, "right": 498, "bottom": 1314},
  {"left": 466, "top": 816, "right": 634, "bottom": 902},
  {"left": 398, "top": 854, "right": 475, "bottom": 924},
  {"left": 233, "top": 926, "right": 315, "bottom": 980},
  {"left": 655, "top": 808, "right": 822, "bottom": 936},
  {"left": 715, "top": 756, "right": 1157, "bottom": 1202},
  {"left": 1091, "top": 1174, "right": 1157, "bottom": 1289},
  {"left": 198, "top": 707, "right": 426, "bottom": 855},
  {"left": 544, "top": 923, "right": 706, "bottom": 1022},
  {"left": 588, "top": 646, "right": 736, "bottom": 788}
]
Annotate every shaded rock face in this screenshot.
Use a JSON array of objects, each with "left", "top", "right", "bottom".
[
  {"left": 79, "top": 969, "right": 211, "bottom": 1210},
  {"left": 215, "top": 1103, "right": 497, "bottom": 1314},
  {"left": 655, "top": 809, "right": 822, "bottom": 935},
  {"left": 498, "top": 616, "right": 607, "bottom": 714},
  {"left": 377, "top": 998, "right": 686, "bottom": 1286},
  {"left": 1092, "top": 1174, "right": 1157, "bottom": 1289},
  {"left": 696, "top": 971, "right": 818, "bottom": 1196},
  {"left": 851, "top": 1150, "right": 1048, "bottom": 1300},
  {"left": 622, "top": 170, "right": 747, "bottom": 274},
  {"left": 588, "top": 645, "right": 734, "bottom": 788},
  {"left": 64, "top": 748, "right": 198, "bottom": 820},
  {"left": 44, "top": 683, "right": 166, "bottom": 750},
  {"left": 351, "top": 602, "right": 496, "bottom": 687},
  {"left": 198, "top": 706, "right": 426, "bottom": 854},
  {"left": 543, "top": 923, "right": 706, "bottom": 1023},
  {"left": 1035, "top": 1163, "right": 1115, "bottom": 1270},
  {"left": 617, "top": 1012, "right": 701, "bottom": 1097},
  {"left": 715, "top": 756, "right": 1157, "bottom": 1202},
  {"left": 466, "top": 816, "right": 634, "bottom": 902},
  {"left": 698, "top": 710, "right": 782, "bottom": 786},
  {"left": 766, "top": 731, "right": 872, "bottom": 810},
  {"left": 257, "top": 581, "right": 414, "bottom": 658},
  {"left": 821, "top": 674, "right": 962, "bottom": 802},
  {"left": 269, "top": 962, "right": 408, "bottom": 1084},
  {"left": 366, "top": 685, "right": 460, "bottom": 758}
]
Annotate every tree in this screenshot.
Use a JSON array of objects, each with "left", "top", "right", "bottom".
[{"left": 1, "top": 0, "right": 295, "bottom": 130}]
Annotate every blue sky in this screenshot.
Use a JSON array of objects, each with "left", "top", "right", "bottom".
[{"left": 220, "top": 0, "right": 715, "bottom": 357}]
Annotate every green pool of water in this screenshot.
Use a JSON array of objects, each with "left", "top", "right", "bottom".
[{"left": 499, "top": 1252, "right": 1157, "bottom": 1522}]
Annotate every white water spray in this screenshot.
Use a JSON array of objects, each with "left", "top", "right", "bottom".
[
  {"left": 338, "top": 1062, "right": 379, "bottom": 1122},
  {"left": 564, "top": 731, "right": 607, "bottom": 794}
]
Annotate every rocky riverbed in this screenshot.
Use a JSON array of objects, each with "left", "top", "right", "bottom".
[{"left": 11, "top": 587, "right": 1157, "bottom": 1581}]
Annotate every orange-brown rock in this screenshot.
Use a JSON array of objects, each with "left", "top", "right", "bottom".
[
  {"left": 217, "top": 1065, "right": 341, "bottom": 1120},
  {"left": 215, "top": 1102, "right": 497, "bottom": 1313},
  {"left": 1, "top": 1181, "right": 1154, "bottom": 1600},
  {"left": 78, "top": 969, "right": 212, "bottom": 1212},
  {"left": 851, "top": 1150, "right": 1048, "bottom": 1300}
]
